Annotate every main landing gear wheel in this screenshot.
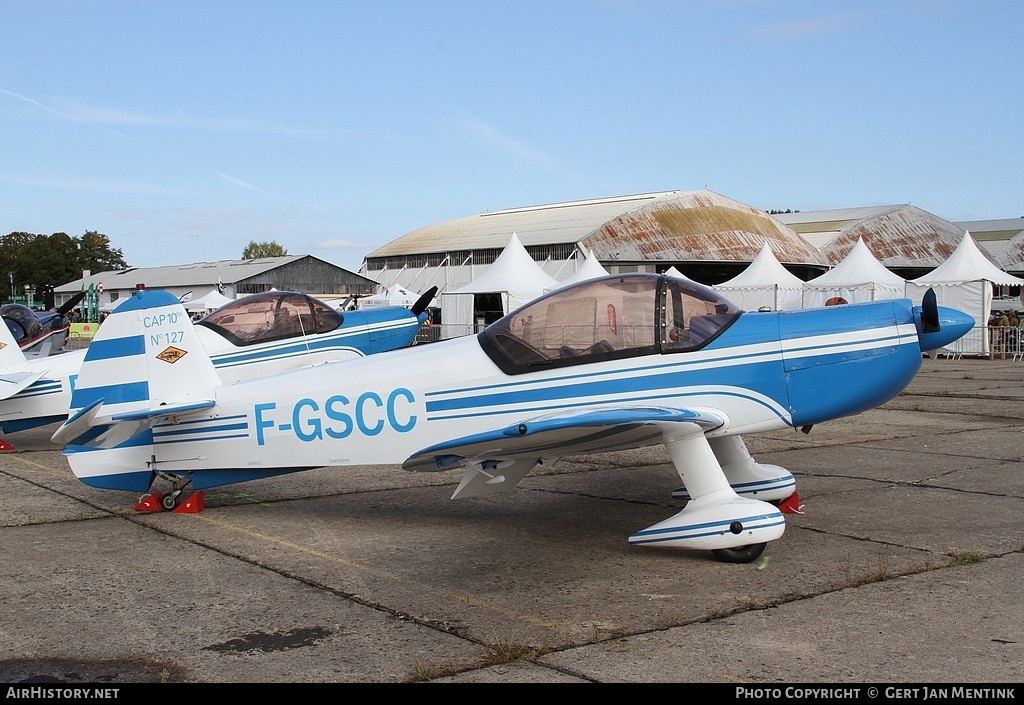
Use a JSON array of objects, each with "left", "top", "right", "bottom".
[{"left": 712, "top": 543, "right": 767, "bottom": 564}]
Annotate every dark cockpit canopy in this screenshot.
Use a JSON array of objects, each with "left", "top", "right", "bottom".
[
  {"left": 1, "top": 303, "right": 44, "bottom": 343},
  {"left": 197, "top": 291, "right": 344, "bottom": 346},
  {"left": 479, "top": 273, "right": 741, "bottom": 374}
]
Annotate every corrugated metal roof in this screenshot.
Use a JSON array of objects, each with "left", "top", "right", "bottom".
[
  {"left": 368, "top": 189, "right": 827, "bottom": 266},
  {"left": 784, "top": 219, "right": 859, "bottom": 235},
  {"left": 967, "top": 229, "right": 1022, "bottom": 242},
  {"left": 55, "top": 256, "right": 310, "bottom": 292},
  {"left": 955, "top": 218, "right": 1024, "bottom": 234},
  {"left": 368, "top": 191, "right": 684, "bottom": 256},
  {"left": 775, "top": 205, "right": 902, "bottom": 225},
  {"left": 775, "top": 205, "right": 966, "bottom": 268},
  {"left": 774, "top": 206, "right": 904, "bottom": 252},
  {"left": 582, "top": 192, "right": 827, "bottom": 265}
]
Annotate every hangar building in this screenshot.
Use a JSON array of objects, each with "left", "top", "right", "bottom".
[
  {"left": 775, "top": 205, "right": 990, "bottom": 280},
  {"left": 361, "top": 189, "right": 976, "bottom": 296}
]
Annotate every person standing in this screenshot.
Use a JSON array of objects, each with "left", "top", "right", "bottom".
[
  {"left": 996, "top": 310, "right": 1012, "bottom": 358},
  {"left": 1008, "top": 310, "right": 1021, "bottom": 357}
]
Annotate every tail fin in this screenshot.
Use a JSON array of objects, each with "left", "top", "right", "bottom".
[
  {"left": 0, "top": 317, "right": 47, "bottom": 399},
  {"left": 51, "top": 290, "right": 221, "bottom": 446}
]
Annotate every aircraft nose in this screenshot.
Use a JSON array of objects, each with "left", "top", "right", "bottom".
[{"left": 918, "top": 306, "right": 975, "bottom": 352}]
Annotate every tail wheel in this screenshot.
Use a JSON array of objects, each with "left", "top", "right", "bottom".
[
  {"left": 161, "top": 491, "right": 181, "bottom": 512},
  {"left": 712, "top": 543, "right": 767, "bottom": 564}
]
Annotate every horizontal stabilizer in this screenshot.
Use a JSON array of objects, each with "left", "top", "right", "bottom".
[
  {"left": 111, "top": 399, "right": 216, "bottom": 422},
  {"left": 0, "top": 369, "right": 47, "bottom": 400},
  {"left": 50, "top": 398, "right": 105, "bottom": 446}
]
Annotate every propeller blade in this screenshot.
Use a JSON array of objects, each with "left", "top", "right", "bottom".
[
  {"left": 922, "top": 287, "right": 940, "bottom": 334},
  {"left": 57, "top": 291, "right": 87, "bottom": 316},
  {"left": 412, "top": 286, "right": 438, "bottom": 316}
]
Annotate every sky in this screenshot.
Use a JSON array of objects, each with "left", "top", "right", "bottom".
[{"left": 2, "top": 0, "right": 1022, "bottom": 274}]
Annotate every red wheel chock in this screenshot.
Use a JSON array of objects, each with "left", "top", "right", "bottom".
[
  {"left": 135, "top": 493, "right": 164, "bottom": 512},
  {"left": 174, "top": 491, "right": 204, "bottom": 513},
  {"left": 777, "top": 491, "right": 804, "bottom": 514}
]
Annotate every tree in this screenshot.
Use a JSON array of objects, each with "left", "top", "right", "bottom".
[
  {"left": 79, "top": 230, "right": 128, "bottom": 272},
  {"left": 242, "top": 240, "right": 288, "bottom": 259},
  {"left": 0, "top": 232, "right": 37, "bottom": 301},
  {"left": 20, "top": 233, "right": 79, "bottom": 303},
  {"left": 0, "top": 230, "right": 130, "bottom": 302}
]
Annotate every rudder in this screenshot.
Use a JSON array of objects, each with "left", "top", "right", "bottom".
[{"left": 66, "top": 290, "right": 221, "bottom": 421}]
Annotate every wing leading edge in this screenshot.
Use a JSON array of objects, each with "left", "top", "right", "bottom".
[{"left": 403, "top": 405, "right": 726, "bottom": 498}]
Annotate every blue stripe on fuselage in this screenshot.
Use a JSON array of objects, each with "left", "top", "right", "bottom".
[
  {"left": 426, "top": 301, "right": 919, "bottom": 427},
  {"left": 211, "top": 340, "right": 362, "bottom": 368},
  {"left": 425, "top": 353, "right": 791, "bottom": 422}
]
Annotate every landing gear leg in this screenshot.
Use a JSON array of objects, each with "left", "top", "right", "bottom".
[{"left": 627, "top": 424, "right": 786, "bottom": 562}]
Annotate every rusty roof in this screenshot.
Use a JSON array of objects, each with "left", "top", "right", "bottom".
[
  {"left": 367, "top": 189, "right": 827, "bottom": 267},
  {"left": 775, "top": 205, "right": 967, "bottom": 268}
]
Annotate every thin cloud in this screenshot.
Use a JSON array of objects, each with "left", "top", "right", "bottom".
[
  {"left": 447, "top": 113, "right": 555, "bottom": 169},
  {"left": 0, "top": 87, "right": 142, "bottom": 142},
  {"left": 2, "top": 88, "right": 333, "bottom": 212},
  {"left": 1, "top": 89, "right": 323, "bottom": 137},
  {"left": 211, "top": 169, "right": 329, "bottom": 212},
  {"left": 52, "top": 97, "right": 328, "bottom": 137}
]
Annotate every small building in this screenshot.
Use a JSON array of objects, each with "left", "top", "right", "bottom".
[{"left": 54, "top": 255, "right": 377, "bottom": 314}]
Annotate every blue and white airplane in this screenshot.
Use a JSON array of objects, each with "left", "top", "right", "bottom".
[
  {"left": 0, "top": 288, "right": 434, "bottom": 448},
  {"left": 52, "top": 273, "right": 972, "bottom": 562}
]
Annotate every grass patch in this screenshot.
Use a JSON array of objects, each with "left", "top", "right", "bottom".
[
  {"left": 405, "top": 635, "right": 540, "bottom": 682},
  {"left": 948, "top": 550, "right": 985, "bottom": 565},
  {"left": 409, "top": 660, "right": 445, "bottom": 682},
  {"left": 483, "top": 635, "right": 539, "bottom": 665}
]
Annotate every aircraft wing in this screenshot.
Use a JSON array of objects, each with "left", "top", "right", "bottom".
[
  {"left": 0, "top": 369, "right": 48, "bottom": 400},
  {"left": 403, "top": 405, "right": 725, "bottom": 498}
]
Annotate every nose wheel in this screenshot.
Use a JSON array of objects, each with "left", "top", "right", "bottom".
[{"left": 712, "top": 543, "right": 767, "bottom": 564}]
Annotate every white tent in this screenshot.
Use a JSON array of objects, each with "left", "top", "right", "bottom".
[
  {"left": 545, "top": 249, "right": 610, "bottom": 292},
  {"left": 357, "top": 284, "right": 421, "bottom": 309},
  {"left": 713, "top": 242, "right": 805, "bottom": 311},
  {"left": 440, "top": 233, "right": 559, "bottom": 338},
  {"left": 802, "top": 237, "right": 906, "bottom": 308},
  {"left": 664, "top": 267, "right": 701, "bottom": 283},
  {"left": 184, "top": 289, "right": 234, "bottom": 313},
  {"left": 906, "top": 231, "right": 1024, "bottom": 356}
]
